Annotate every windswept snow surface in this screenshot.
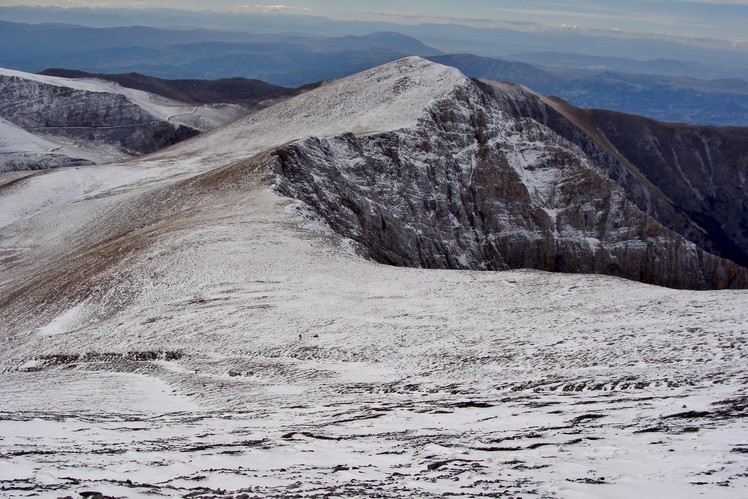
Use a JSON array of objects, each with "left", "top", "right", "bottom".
[
  {"left": 0, "top": 116, "right": 121, "bottom": 168},
  {"left": 0, "top": 58, "right": 747, "bottom": 498}
]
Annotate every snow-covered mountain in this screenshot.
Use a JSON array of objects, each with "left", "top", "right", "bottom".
[
  {"left": 0, "top": 67, "right": 250, "bottom": 172},
  {"left": 0, "top": 116, "right": 94, "bottom": 170},
  {"left": 1, "top": 57, "right": 747, "bottom": 497},
  {"left": 272, "top": 76, "right": 746, "bottom": 290}
]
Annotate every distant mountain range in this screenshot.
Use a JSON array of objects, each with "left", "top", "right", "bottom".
[
  {"left": 2, "top": 5, "right": 747, "bottom": 78},
  {"left": 431, "top": 54, "right": 748, "bottom": 127},
  {"left": 508, "top": 52, "right": 715, "bottom": 78},
  {"left": 0, "top": 21, "right": 441, "bottom": 86},
  {"left": 1, "top": 20, "right": 746, "bottom": 126}
]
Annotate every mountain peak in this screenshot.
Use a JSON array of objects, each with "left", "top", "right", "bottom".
[{"left": 155, "top": 57, "right": 469, "bottom": 165}]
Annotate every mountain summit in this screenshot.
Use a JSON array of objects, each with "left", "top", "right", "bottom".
[{"left": 3, "top": 57, "right": 746, "bottom": 292}]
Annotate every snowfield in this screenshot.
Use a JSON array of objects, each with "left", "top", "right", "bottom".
[{"left": 0, "top": 58, "right": 747, "bottom": 498}]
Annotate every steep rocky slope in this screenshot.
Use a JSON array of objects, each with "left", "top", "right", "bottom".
[
  {"left": 0, "top": 67, "right": 249, "bottom": 171},
  {"left": 476, "top": 79, "right": 748, "bottom": 270},
  {"left": 267, "top": 61, "right": 746, "bottom": 289},
  {"left": 1, "top": 58, "right": 744, "bottom": 290},
  {"left": 570, "top": 109, "right": 748, "bottom": 266}
]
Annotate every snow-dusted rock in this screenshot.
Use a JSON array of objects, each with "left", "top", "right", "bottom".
[
  {"left": 270, "top": 65, "right": 747, "bottom": 289},
  {"left": 0, "top": 67, "right": 250, "bottom": 171}
]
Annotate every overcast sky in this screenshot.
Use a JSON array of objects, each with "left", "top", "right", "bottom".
[{"left": 3, "top": 1, "right": 747, "bottom": 41}]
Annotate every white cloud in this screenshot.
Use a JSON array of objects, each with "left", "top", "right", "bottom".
[{"left": 233, "top": 4, "right": 310, "bottom": 14}]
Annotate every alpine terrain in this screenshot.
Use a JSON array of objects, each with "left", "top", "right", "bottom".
[
  {"left": 1, "top": 57, "right": 747, "bottom": 498},
  {"left": 0, "top": 67, "right": 255, "bottom": 172}
]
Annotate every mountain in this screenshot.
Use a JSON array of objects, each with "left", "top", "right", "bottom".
[
  {"left": 508, "top": 51, "right": 715, "bottom": 79},
  {"left": 1, "top": 57, "right": 747, "bottom": 498},
  {"left": 430, "top": 53, "right": 748, "bottom": 127},
  {"left": 0, "top": 67, "right": 251, "bottom": 171},
  {"left": 0, "top": 21, "right": 442, "bottom": 86},
  {"left": 38, "top": 68, "right": 287, "bottom": 104},
  {"left": 2, "top": 56, "right": 746, "bottom": 296}
]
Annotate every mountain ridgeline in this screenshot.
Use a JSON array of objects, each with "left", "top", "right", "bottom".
[
  {"left": 0, "top": 67, "right": 265, "bottom": 171},
  {"left": 266, "top": 59, "right": 748, "bottom": 289},
  {"left": 38, "top": 68, "right": 287, "bottom": 104},
  {"left": 3, "top": 58, "right": 747, "bottom": 289}
]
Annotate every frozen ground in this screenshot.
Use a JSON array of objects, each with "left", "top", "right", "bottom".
[
  {"left": 1, "top": 58, "right": 747, "bottom": 498},
  {"left": 2, "top": 183, "right": 747, "bottom": 498}
]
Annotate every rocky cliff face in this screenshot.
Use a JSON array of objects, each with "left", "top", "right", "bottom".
[
  {"left": 0, "top": 72, "right": 199, "bottom": 161},
  {"left": 586, "top": 114, "right": 748, "bottom": 267},
  {"left": 272, "top": 74, "right": 748, "bottom": 289},
  {"left": 0, "top": 68, "right": 254, "bottom": 172},
  {"left": 476, "top": 79, "right": 748, "bottom": 270}
]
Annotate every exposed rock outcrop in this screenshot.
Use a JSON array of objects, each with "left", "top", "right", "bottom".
[
  {"left": 272, "top": 72, "right": 748, "bottom": 289},
  {"left": 476, "top": 79, "right": 748, "bottom": 270},
  {"left": 0, "top": 72, "right": 200, "bottom": 158},
  {"left": 0, "top": 153, "right": 93, "bottom": 171}
]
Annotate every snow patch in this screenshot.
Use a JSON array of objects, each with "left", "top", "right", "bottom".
[{"left": 37, "top": 304, "right": 86, "bottom": 336}]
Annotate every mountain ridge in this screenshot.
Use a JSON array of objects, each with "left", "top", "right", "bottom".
[
  {"left": 2, "top": 56, "right": 748, "bottom": 498},
  {"left": 38, "top": 68, "right": 287, "bottom": 104},
  {"left": 0, "top": 66, "right": 253, "bottom": 171},
  {"left": 8, "top": 57, "right": 743, "bottom": 289},
  {"left": 266, "top": 62, "right": 747, "bottom": 289}
]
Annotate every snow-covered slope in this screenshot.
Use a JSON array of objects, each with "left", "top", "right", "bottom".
[
  {"left": 0, "top": 67, "right": 250, "bottom": 172},
  {"left": 148, "top": 56, "right": 469, "bottom": 164},
  {"left": 0, "top": 116, "right": 93, "bottom": 170},
  {"left": 1, "top": 57, "right": 747, "bottom": 497},
  {"left": 0, "top": 67, "right": 249, "bottom": 131}
]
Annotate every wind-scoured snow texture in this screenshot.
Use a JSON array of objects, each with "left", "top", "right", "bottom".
[
  {"left": 0, "top": 67, "right": 249, "bottom": 171},
  {"left": 147, "top": 57, "right": 469, "bottom": 168},
  {"left": 272, "top": 77, "right": 747, "bottom": 289}
]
